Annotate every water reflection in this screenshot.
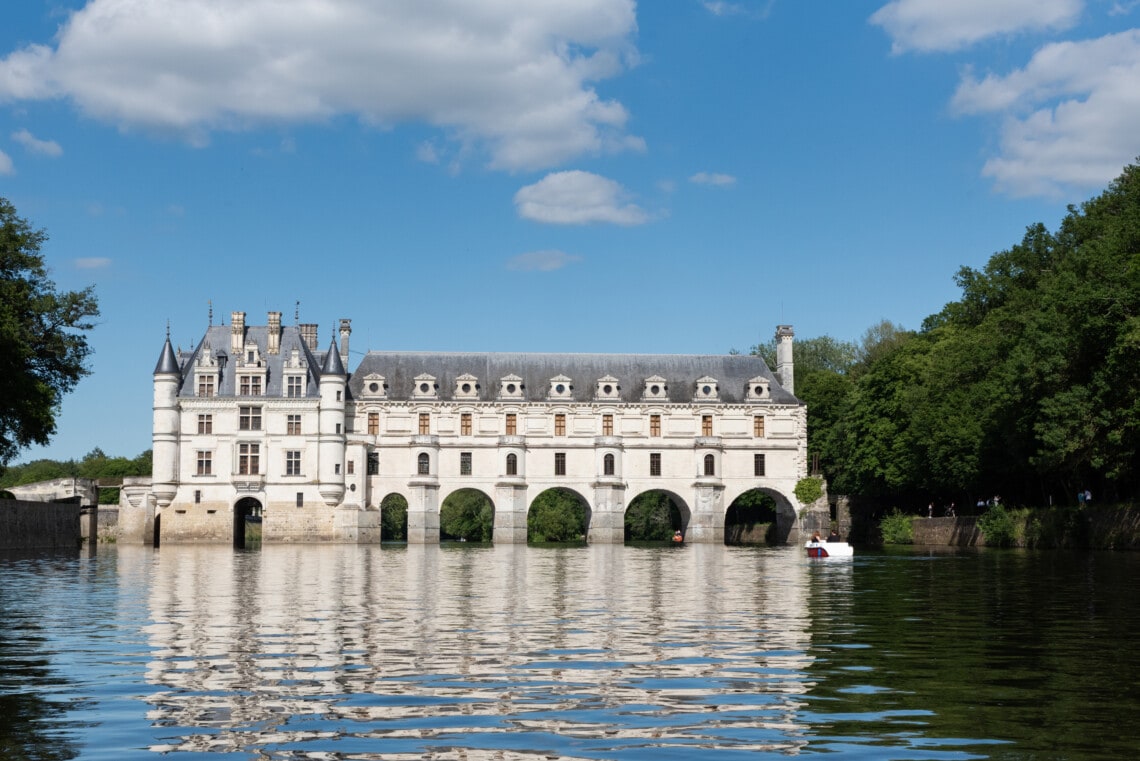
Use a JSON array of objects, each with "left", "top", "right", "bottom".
[{"left": 136, "top": 544, "right": 819, "bottom": 757}]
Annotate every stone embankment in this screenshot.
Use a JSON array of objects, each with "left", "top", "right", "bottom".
[
  {"left": 913, "top": 507, "right": 1140, "bottom": 549},
  {"left": 1, "top": 499, "right": 84, "bottom": 551}
]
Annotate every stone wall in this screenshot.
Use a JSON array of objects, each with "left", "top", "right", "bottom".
[
  {"left": 913, "top": 516, "right": 985, "bottom": 546},
  {"left": 0, "top": 499, "right": 82, "bottom": 551},
  {"left": 913, "top": 509, "right": 1140, "bottom": 549}
]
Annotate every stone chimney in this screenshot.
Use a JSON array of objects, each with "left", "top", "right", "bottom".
[
  {"left": 231, "top": 311, "right": 246, "bottom": 356},
  {"left": 776, "top": 324, "right": 795, "bottom": 395},
  {"left": 300, "top": 323, "right": 319, "bottom": 350},
  {"left": 339, "top": 318, "right": 352, "bottom": 364},
  {"left": 267, "top": 311, "right": 282, "bottom": 354}
]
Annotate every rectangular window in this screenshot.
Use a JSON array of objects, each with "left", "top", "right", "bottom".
[
  {"left": 197, "top": 376, "right": 214, "bottom": 397},
  {"left": 554, "top": 452, "right": 566, "bottom": 476},
  {"left": 367, "top": 452, "right": 379, "bottom": 475},
  {"left": 286, "top": 450, "right": 301, "bottom": 476},
  {"left": 754, "top": 453, "right": 766, "bottom": 477},
  {"left": 296, "top": 492, "right": 304, "bottom": 507},
  {"left": 650, "top": 414, "right": 661, "bottom": 437},
  {"left": 347, "top": 460, "right": 355, "bottom": 475},
  {"left": 335, "top": 463, "right": 341, "bottom": 475},
  {"left": 554, "top": 413, "right": 566, "bottom": 437},
  {"left": 196, "top": 451, "right": 212, "bottom": 476},
  {"left": 287, "top": 376, "right": 303, "bottom": 398},
  {"left": 754, "top": 416, "right": 765, "bottom": 438},
  {"left": 239, "top": 375, "right": 262, "bottom": 396},
  {"left": 602, "top": 414, "right": 613, "bottom": 436},
  {"left": 650, "top": 452, "right": 662, "bottom": 476},
  {"left": 239, "top": 406, "right": 262, "bottom": 431},
  {"left": 702, "top": 415, "right": 713, "bottom": 437},
  {"left": 461, "top": 413, "right": 472, "bottom": 436},
  {"left": 197, "top": 414, "right": 212, "bottom": 434},
  {"left": 505, "top": 413, "right": 517, "bottom": 435},
  {"left": 287, "top": 414, "right": 301, "bottom": 435},
  {"left": 238, "top": 443, "right": 260, "bottom": 475},
  {"left": 368, "top": 412, "right": 379, "bottom": 435},
  {"left": 194, "top": 490, "right": 201, "bottom": 504},
  {"left": 460, "top": 452, "right": 472, "bottom": 475},
  {"left": 419, "top": 413, "right": 430, "bottom": 435}
]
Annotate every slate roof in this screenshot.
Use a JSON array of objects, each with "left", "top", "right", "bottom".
[
  {"left": 168, "top": 324, "right": 326, "bottom": 398},
  {"left": 347, "top": 352, "right": 800, "bottom": 405}
]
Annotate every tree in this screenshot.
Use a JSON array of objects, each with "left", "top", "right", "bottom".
[
  {"left": 528, "top": 488, "right": 587, "bottom": 543},
  {"left": 0, "top": 198, "right": 99, "bottom": 467},
  {"left": 380, "top": 493, "right": 408, "bottom": 541},
  {"left": 439, "top": 489, "right": 494, "bottom": 541}
]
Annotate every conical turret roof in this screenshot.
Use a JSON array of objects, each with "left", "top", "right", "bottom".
[
  {"left": 321, "top": 339, "right": 346, "bottom": 376},
  {"left": 154, "top": 336, "right": 180, "bottom": 375}
]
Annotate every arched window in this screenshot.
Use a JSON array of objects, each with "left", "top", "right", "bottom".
[
  {"left": 417, "top": 452, "right": 430, "bottom": 475},
  {"left": 603, "top": 453, "right": 615, "bottom": 476},
  {"left": 703, "top": 453, "right": 715, "bottom": 476},
  {"left": 506, "top": 453, "right": 518, "bottom": 476}
]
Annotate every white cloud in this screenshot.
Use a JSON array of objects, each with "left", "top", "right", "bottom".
[
  {"left": 11, "top": 128, "right": 62, "bottom": 156},
  {"left": 702, "top": 1, "right": 774, "bottom": 20},
  {"left": 952, "top": 29, "right": 1140, "bottom": 196},
  {"left": 870, "top": 0, "right": 1082, "bottom": 53},
  {"left": 75, "top": 257, "right": 111, "bottom": 269},
  {"left": 690, "top": 171, "right": 736, "bottom": 187},
  {"left": 0, "top": 149, "right": 12, "bottom": 174},
  {"left": 514, "top": 170, "right": 648, "bottom": 225},
  {"left": 0, "top": 0, "right": 641, "bottom": 172},
  {"left": 506, "top": 249, "right": 583, "bottom": 271}
]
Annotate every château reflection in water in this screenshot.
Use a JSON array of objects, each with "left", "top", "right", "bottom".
[{"left": 127, "top": 543, "right": 832, "bottom": 757}]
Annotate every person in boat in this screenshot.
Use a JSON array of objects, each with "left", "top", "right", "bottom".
[
  {"left": 809, "top": 531, "right": 822, "bottom": 544},
  {"left": 827, "top": 528, "right": 841, "bottom": 542},
  {"left": 672, "top": 530, "right": 683, "bottom": 543}
]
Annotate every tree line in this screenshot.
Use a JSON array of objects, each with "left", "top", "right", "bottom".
[
  {"left": 0, "top": 448, "right": 153, "bottom": 504},
  {"left": 754, "top": 162, "right": 1140, "bottom": 510}
]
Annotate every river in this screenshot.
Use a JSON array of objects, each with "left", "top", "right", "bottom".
[{"left": 1, "top": 543, "right": 1137, "bottom": 760}]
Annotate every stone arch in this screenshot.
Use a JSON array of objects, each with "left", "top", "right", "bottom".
[
  {"left": 723, "top": 487, "right": 797, "bottom": 544},
  {"left": 233, "top": 496, "right": 262, "bottom": 549},
  {"left": 527, "top": 487, "right": 590, "bottom": 544},
  {"left": 379, "top": 492, "right": 409, "bottom": 542},
  {"left": 624, "top": 489, "right": 691, "bottom": 542},
  {"left": 438, "top": 487, "right": 495, "bottom": 542}
]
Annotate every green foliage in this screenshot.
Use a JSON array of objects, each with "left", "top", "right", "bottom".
[
  {"left": 725, "top": 490, "right": 777, "bottom": 544},
  {"left": 440, "top": 488, "right": 493, "bottom": 542},
  {"left": 976, "top": 505, "right": 1018, "bottom": 547},
  {"left": 528, "top": 488, "right": 587, "bottom": 543},
  {"left": 380, "top": 493, "right": 408, "bottom": 541},
  {"left": 794, "top": 476, "right": 824, "bottom": 505},
  {"left": 0, "top": 198, "right": 99, "bottom": 466},
  {"left": 624, "top": 490, "right": 682, "bottom": 541},
  {"left": 879, "top": 510, "right": 914, "bottom": 544}
]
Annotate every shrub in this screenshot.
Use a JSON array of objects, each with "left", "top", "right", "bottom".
[
  {"left": 794, "top": 476, "right": 824, "bottom": 505},
  {"left": 977, "top": 504, "right": 1017, "bottom": 547},
  {"left": 879, "top": 509, "right": 914, "bottom": 544}
]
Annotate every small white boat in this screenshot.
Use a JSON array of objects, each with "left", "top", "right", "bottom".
[{"left": 805, "top": 539, "right": 854, "bottom": 559}]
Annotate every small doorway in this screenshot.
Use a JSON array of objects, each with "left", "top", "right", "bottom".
[{"left": 234, "top": 497, "right": 263, "bottom": 549}]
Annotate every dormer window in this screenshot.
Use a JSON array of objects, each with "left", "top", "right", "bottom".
[
  {"left": 643, "top": 375, "right": 668, "bottom": 401},
  {"left": 548, "top": 374, "right": 573, "bottom": 400},
  {"left": 454, "top": 373, "right": 480, "bottom": 400},
  {"left": 499, "top": 374, "right": 525, "bottom": 400},
  {"left": 194, "top": 341, "right": 221, "bottom": 398},
  {"left": 595, "top": 375, "right": 621, "bottom": 401},
  {"left": 413, "top": 373, "right": 439, "bottom": 400},
  {"left": 360, "top": 373, "right": 387, "bottom": 399},
  {"left": 694, "top": 376, "right": 719, "bottom": 401},
  {"left": 747, "top": 376, "right": 770, "bottom": 401}
]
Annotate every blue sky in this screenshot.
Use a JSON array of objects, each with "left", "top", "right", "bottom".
[{"left": 2, "top": 0, "right": 1139, "bottom": 463}]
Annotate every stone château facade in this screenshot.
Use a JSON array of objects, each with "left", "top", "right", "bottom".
[{"left": 120, "top": 312, "right": 810, "bottom": 545}]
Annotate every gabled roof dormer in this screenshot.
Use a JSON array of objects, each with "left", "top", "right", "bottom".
[
  {"left": 454, "top": 373, "right": 480, "bottom": 400},
  {"left": 694, "top": 376, "right": 719, "bottom": 402},
  {"left": 413, "top": 373, "right": 438, "bottom": 400},
  {"left": 746, "top": 375, "right": 770, "bottom": 401},
  {"left": 360, "top": 372, "right": 387, "bottom": 399},
  {"left": 643, "top": 375, "right": 668, "bottom": 401},
  {"left": 548, "top": 374, "right": 573, "bottom": 401},
  {"left": 499, "top": 373, "right": 524, "bottom": 400},
  {"left": 595, "top": 374, "right": 621, "bottom": 401}
]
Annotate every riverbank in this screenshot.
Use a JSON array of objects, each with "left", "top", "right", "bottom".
[{"left": 910, "top": 505, "right": 1140, "bottom": 549}]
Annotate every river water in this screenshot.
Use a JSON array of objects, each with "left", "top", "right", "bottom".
[{"left": 1, "top": 543, "right": 1137, "bottom": 760}]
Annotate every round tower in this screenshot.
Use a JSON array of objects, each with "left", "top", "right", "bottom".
[
  {"left": 775, "top": 324, "right": 795, "bottom": 396},
  {"left": 152, "top": 335, "right": 182, "bottom": 507},
  {"left": 318, "top": 338, "right": 347, "bottom": 506}
]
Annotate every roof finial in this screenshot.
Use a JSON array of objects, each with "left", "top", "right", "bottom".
[
  {"left": 295, "top": 300, "right": 300, "bottom": 324},
  {"left": 208, "top": 299, "right": 213, "bottom": 326},
  {"left": 165, "top": 319, "right": 170, "bottom": 340}
]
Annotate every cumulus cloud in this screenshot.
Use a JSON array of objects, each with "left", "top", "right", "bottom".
[
  {"left": 75, "top": 257, "right": 111, "bottom": 269},
  {"left": 870, "top": 0, "right": 1082, "bottom": 53},
  {"left": 702, "top": 1, "right": 774, "bottom": 20},
  {"left": 952, "top": 29, "right": 1140, "bottom": 196},
  {"left": 689, "top": 171, "right": 736, "bottom": 187},
  {"left": 0, "top": 149, "right": 12, "bottom": 174},
  {"left": 506, "top": 249, "right": 583, "bottom": 271},
  {"left": 514, "top": 170, "right": 648, "bottom": 225},
  {"left": 0, "top": 0, "right": 642, "bottom": 171}
]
